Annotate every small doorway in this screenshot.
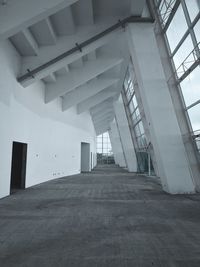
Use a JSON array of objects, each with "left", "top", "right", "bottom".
[
  {"left": 10, "top": 142, "right": 27, "bottom": 194},
  {"left": 81, "top": 142, "right": 90, "bottom": 173}
]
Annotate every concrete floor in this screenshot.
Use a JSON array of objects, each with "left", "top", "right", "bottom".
[{"left": 1, "top": 165, "right": 200, "bottom": 267}]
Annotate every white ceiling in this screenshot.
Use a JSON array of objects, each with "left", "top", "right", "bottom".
[{"left": 0, "top": 0, "right": 147, "bottom": 134}]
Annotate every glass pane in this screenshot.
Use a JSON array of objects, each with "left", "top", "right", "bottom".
[
  {"left": 132, "top": 111, "right": 137, "bottom": 123},
  {"left": 166, "top": 4, "right": 188, "bottom": 52},
  {"left": 135, "top": 107, "right": 140, "bottom": 117},
  {"left": 134, "top": 124, "right": 141, "bottom": 137},
  {"left": 186, "top": 0, "right": 200, "bottom": 22},
  {"left": 129, "top": 101, "right": 135, "bottom": 113},
  {"left": 194, "top": 19, "right": 200, "bottom": 43},
  {"left": 139, "top": 121, "right": 145, "bottom": 135},
  {"left": 173, "top": 35, "right": 194, "bottom": 77},
  {"left": 187, "top": 103, "right": 200, "bottom": 131},
  {"left": 180, "top": 67, "right": 200, "bottom": 107},
  {"left": 159, "top": 0, "right": 176, "bottom": 26},
  {"left": 132, "top": 95, "right": 138, "bottom": 108},
  {"left": 173, "top": 35, "right": 194, "bottom": 68},
  {"left": 126, "top": 88, "right": 132, "bottom": 101},
  {"left": 129, "top": 81, "right": 134, "bottom": 95}
]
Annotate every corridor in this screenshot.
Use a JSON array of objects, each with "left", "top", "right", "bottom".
[{"left": 1, "top": 165, "right": 200, "bottom": 266}]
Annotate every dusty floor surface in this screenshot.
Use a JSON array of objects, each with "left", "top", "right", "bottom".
[{"left": 1, "top": 165, "right": 200, "bottom": 267}]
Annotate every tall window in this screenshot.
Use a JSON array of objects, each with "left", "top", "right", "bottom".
[
  {"left": 155, "top": 0, "right": 200, "bottom": 153},
  {"left": 96, "top": 132, "right": 114, "bottom": 164},
  {"left": 123, "top": 65, "right": 147, "bottom": 151},
  {"left": 123, "top": 63, "right": 154, "bottom": 173}
]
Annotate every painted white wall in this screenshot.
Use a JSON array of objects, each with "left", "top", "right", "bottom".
[{"left": 0, "top": 40, "right": 96, "bottom": 199}]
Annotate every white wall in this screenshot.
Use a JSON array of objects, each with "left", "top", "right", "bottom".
[{"left": 0, "top": 40, "right": 96, "bottom": 199}]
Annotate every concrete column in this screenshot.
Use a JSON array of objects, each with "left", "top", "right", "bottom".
[
  {"left": 109, "top": 121, "right": 126, "bottom": 168},
  {"left": 114, "top": 96, "right": 137, "bottom": 172},
  {"left": 127, "top": 23, "right": 195, "bottom": 194}
]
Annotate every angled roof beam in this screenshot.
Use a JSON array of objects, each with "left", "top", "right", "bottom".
[
  {"left": 50, "top": 6, "right": 76, "bottom": 36},
  {"left": 10, "top": 29, "right": 39, "bottom": 56},
  {"left": 45, "top": 18, "right": 57, "bottom": 44},
  {"left": 131, "top": 0, "right": 146, "bottom": 15},
  {"left": 62, "top": 78, "right": 118, "bottom": 111},
  {"left": 72, "top": 0, "right": 94, "bottom": 25},
  {"left": 43, "top": 73, "right": 56, "bottom": 83},
  {"left": 91, "top": 107, "right": 114, "bottom": 120},
  {"left": 90, "top": 98, "right": 114, "bottom": 114},
  {"left": 92, "top": 113, "right": 114, "bottom": 125},
  {"left": 94, "top": 119, "right": 111, "bottom": 129},
  {"left": 22, "top": 29, "right": 39, "bottom": 56},
  {"left": 45, "top": 57, "right": 123, "bottom": 103},
  {"left": 95, "top": 121, "right": 113, "bottom": 135},
  {"left": 19, "top": 30, "right": 122, "bottom": 87},
  {"left": 77, "top": 88, "right": 117, "bottom": 114},
  {"left": 17, "top": 16, "right": 154, "bottom": 86},
  {"left": 0, "top": 0, "right": 78, "bottom": 39},
  {"left": 29, "top": 18, "right": 57, "bottom": 46}
]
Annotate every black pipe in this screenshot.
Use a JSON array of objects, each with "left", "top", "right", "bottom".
[{"left": 17, "top": 16, "right": 154, "bottom": 83}]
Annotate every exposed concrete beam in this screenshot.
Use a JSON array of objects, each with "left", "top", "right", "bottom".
[
  {"left": 95, "top": 122, "right": 113, "bottom": 135},
  {"left": 69, "top": 58, "right": 83, "bottom": 69},
  {"left": 45, "top": 57, "right": 123, "bottom": 103},
  {"left": 20, "top": 27, "right": 124, "bottom": 87},
  {"left": 55, "top": 67, "right": 69, "bottom": 77},
  {"left": 93, "top": 113, "right": 114, "bottom": 125},
  {"left": 65, "top": 65, "right": 70, "bottom": 73},
  {"left": 29, "top": 18, "right": 57, "bottom": 46},
  {"left": 50, "top": 6, "right": 75, "bottom": 36},
  {"left": 62, "top": 78, "right": 118, "bottom": 111},
  {"left": 9, "top": 29, "right": 39, "bottom": 56},
  {"left": 94, "top": 119, "right": 111, "bottom": 129},
  {"left": 131, "top": 0, "right": 146, "bottom": 15},
  {"left": 72, "top": 0, "right": 94, "bottom": 25},
  {"left": 22, "top": 29, "right": 39, "bottom": 55},
  {"left": 91, "top": 110, "right": 114, "bottom": 122},
  {"left": 96, "top": 127, "right": 110, "bottom": 136},
  {"left": 45, "top": 18, "right": 57, "bottom": 44},
  {"left": 0, "top": 0, "right": 78, "bottom": 39},
  {"left": 77, "top": 88, "right": 117, "bottom": 114},
  {"left": 87, "top": 51, "right": 96, "bottom": 61},
  {"left": 90, "top": 98, "right": 114, "bottom": 114},
  {"left": 91, "top": 107, "right": 114, "bottom": 120},
  {"left": 43, "top": 73, "right": 56, "bottom": 84}
]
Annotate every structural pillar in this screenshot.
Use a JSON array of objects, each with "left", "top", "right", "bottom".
[
  {"left": 114, "top": 96, "right": 137, "bottom": 172},
  {"left": 109, "top": 121, "right": 126, "bottom": 168},
  {"left": 127, "top": 23, "right": 195, "bottom": 193}
]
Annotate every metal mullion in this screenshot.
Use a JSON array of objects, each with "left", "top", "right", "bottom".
[
  {"left": 157, "top": 0, "right": 163, "bottom": 8},
  {"left": 170, "top": 11, "right": 200, "bottom": 57},
  {"left": 127, "top": 91, "right": 135, "bottom": 106},
  {"left": 170, "top": 28, "right": 190, "bottom": 57},
  {"left": 162, "top": 0, "right": 176, "bottom": 22},
  {"left": 186, "top": 100, "right": 200, "bottom": 111},
  {"left": 132, "top": 117, "right": 142, "bottom": 130},
  {"left": 130, "top": 105, "right": 139, "bottom": 117},
  {"left": 181, "top": 0, "right": 200, "bottom": 58},
  {"left": 178, "top": 52, "right": 200, "bottom": 82},
  {"left": 163, "top": 0, "right": 180, "bottom": 32}
]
